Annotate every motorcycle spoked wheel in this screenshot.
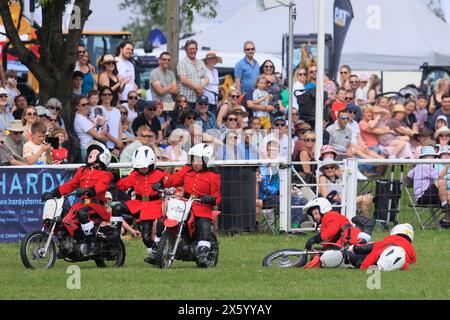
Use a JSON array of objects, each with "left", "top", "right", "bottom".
[
  {"left": 94, "top": 239, "right": 126, "bottom": 268},
  {"left": 206, "top": 234, "right": 219, "bottom": 268},
  {"left": 262, "top": 248, "right": 308, "bottom": 268},
  {"left": 155, "top": 231, "right": 175, "bottom": 269},
  {"left": 20, "top": 231, "right": 57, "bottom": 269}
]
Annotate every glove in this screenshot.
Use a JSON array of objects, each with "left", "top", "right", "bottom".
[
  {"left": 76, "top": 188, "right": 95, "bottom": 198},
  {"left": 305, "top": 233, "right": 322, "bottom": 250},
  {"left": 152, "top": 181, "right": 164, "bottom": 192},
  {"left": 200, "top": 195, "right": 216, "bottom": 205}
]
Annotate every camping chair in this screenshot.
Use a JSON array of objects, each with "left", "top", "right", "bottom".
[
  {"left": 259, "top": 199, "right": 278, "bottom": 234},
  {"left": 403, "top": 176, "right": 445, "bottom": 230}
]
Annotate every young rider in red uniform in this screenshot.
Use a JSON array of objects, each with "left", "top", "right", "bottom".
[
  {"left": 152, "top": 143, "right": 221, "bottom": 268},
  {"left": 113, "top": 145, "right": 168, "bottom": 264},
  {"left": 41, "top": 141, "right": 115, "bottom": 256}
]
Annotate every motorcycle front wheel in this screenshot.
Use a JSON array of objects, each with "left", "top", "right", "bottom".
[
  {"left": 94, "top": 239, "right": 126, "bottom": 268},
  {"left": 155, "top": 231, "right": 175, "bottom": 269},
  {"left": 262, "top": 248, "right": 308, "bottom": 268},
  {"left": 20, "top": 231, "right": 57, "bottom": 269}
]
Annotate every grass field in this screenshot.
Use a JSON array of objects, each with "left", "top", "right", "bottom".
[{"left": 1, "top": 229, "right": 449, "bottom": 300}]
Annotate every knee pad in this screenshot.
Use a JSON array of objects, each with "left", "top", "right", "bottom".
[{"left": 141, "top": 221, "right": 154, "bottom": 248}]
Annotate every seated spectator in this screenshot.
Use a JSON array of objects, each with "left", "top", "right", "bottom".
[
  {"left": 4, "top": 70, "right": 20, "bottom": 106},
  {"left": 406, "top": 145, "right": 450, "bottom": 210},
  {"left": 386, "top": 104, "right": 418, "bottom": 140},
  {"left": 161, "top": 128, "right": 189, "bottom": 162},
  {"left": 121, "top": 90, "right": 139, "bottom": 124},
  {"left": 427, "top": 93, "right": 450, "bottom": 131},
  {"left": 167, "top": 94, "right": 190, "bottom": 135},
  {"left": 331, "top": 87, "right": 347, "bottom": 121},
  {"left": 318, "top": 158, "right": 373, "bottom": 217},
  {"left": 119, "top": 105, "right": 135, "bottom": 141},
  {"left": 23, "top": 121, "right": 53, "bottom": 165},
  {"left": 434, "top": 115, "right": 448, "bottom": 131},
  {"left": 131, "top": 100, "right": 163, "bottom": 143},
  {"left": 0, "top": 120, "right": 27, "bottom": 165},
  {"left": 12, "top": 94, "right": 28, "bottom": 120},
  {"left": 326, "top": 109, "right": 352, "bottom": 160},
  {"left": 177, "top": 109, "right": 198, "bottom": 131},
  {"left": 0, "top": 87, "right": 14, "bottom": 140},
  {"left": 219, "top": 111, "right": 239, "bottom": 137},
  {"left": 292, "top": 120, "right": 312, "bottom": 144},
  {"left": 413, "top": 127, "right": 434, "bottom": 158},
  {"left": 194, "top": 95, "right": 217, "bottom": 132},
  {"left": 434, "top": 125, "right": 450, "bottom": 149},
  {"left": 237, "top": 126, "right": 259, "bottom": 160},
  {"left": 293, "top": 130, "right": 316, "bottom": 184},
  {"left": 261, "top": 116, "right": 289, "bottom": 161},
  {"left": 436, "top": 146, "right": 450, "bottom": 228},
  {"left": 218, "top": 130, "right": 240, "bottom": 160},
  {"left": 21, "top": 106, "right": 38, "bottom": 141},
  {"left": 415, "top": 95, "right": 428, "bottom": 129},
  {"left": 344, "top": 89, "right": 362, "bottom": 121},
  {"left": 46, "top": 98, "right": 65, "bottom": 129},
  {"left": 355, "top": 74, "right": 369, "bottom": 106},
  {"left": 403, "top": 99, "right": 419, "bottom": 132}
]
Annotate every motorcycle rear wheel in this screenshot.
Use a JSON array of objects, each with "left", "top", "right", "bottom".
[
  {"left": 262, "top": 248, "right": 308, "bottom": 268},
  {"left": 20, "top": 231, "right": 57, "bottom": 269},
  {"left": 94, "top": 239, "right": 126, "bottom": 268},
  {"left": 155, "top": 231, "right": 175, "bottom": 269},
  {"left": 207, "top": 234, "right": 219, "bottom": 268}
]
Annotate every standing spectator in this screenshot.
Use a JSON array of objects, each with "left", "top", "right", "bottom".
[
  {"left": 367, "top": 74, "right": 382, "bottom": 105},
  {"left": 21, "top": 106, "right": 37, "bottom": 141},
  {"left": 428, "top": 94, "right": 450, "bottom": 130},
  {"left": 326, "top": 109, "right": 352, "bottom": 160},
  {"left": 97, "top": 87, "right": 123, "bottom": 156},
  {"left": 72, "top": 71, "right": 85, "bottom": 99},
  {"left": 116, "top": 40, "right": 138, "bottom": 103},
  {"left": 415, "top": 95, "right": 429, "bottom": 129},
  {"left": 23, "top": 121, "right": 53, "bottom": 165},
  {"left": 177, "top": 39, "right": 209, "bottom": 108},
  {"left": 348, "top": 74, "right": 360, "bottom": 93},
  {"left": 0, "top": 120, "right": 27, "bottom": 165},
  {"left": 121, "top": 90, "right": 139, "bottom": 124},
  {"left": 292, "top": 67, "right": 307, "bottom": 109},
  {"left": 12, "top": 94, "right": 28, "bottom": 120},
  {"left": 429, "top": 78, "right": 449, "bottom": 114},
  {"left": 203, "top": 51, "right": 222, "bottom": 116},
  {"left": 131, "top": 101, "right": 162, "bottom": 143},
  {"left": 46, "top": 98, "right": 65, "bottom": 129},
  {"left": 0, "top": 88, "right": 14, "bottom": 140},
  {"left": 4, "top": 70, "right": 20, "bottom": 108},
  {"left": 73, "top": 96, "right": 108, "bottom": 160},
  {"left": 234, "top": 41, "right": 259, "bottom": 95},
  {"left": 194, "top": 95, "right": 217, "bottom": 132},
  {"left": 150, "top": 52, "right": 178, "bottom": 108},
  {"left": 331, "top": 87, "right": 347, "bottom": 121},
  {"left": 260, "top": 59, "right": 282, "bottom": 107},
  {"left": 98, "top": 54, "right": 124, "bottom": 102},
  {"left": 78, "top": 50, "right": 97, "bottom": 96},
  {"left": 161, "top": 129, "right": 189, "bottom": 162},
  {"left": 339, "top": 65, "right": 352, "bottom": 90},
  {"left": 355, "top": 74, "right": 369, "bottom": 106}
]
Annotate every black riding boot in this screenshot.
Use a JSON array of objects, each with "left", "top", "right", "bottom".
[
  {"left": 196, "top": 246, "right": 210, "bottom": 268},
  {"left": 144, "top": 243, "right": 158, "bottom": 265},
  {"left": 81, "top": 221, "right": 96, "bottom": 257},
  {"left": 351, "top": 216, "right": 376, "bottom": 235},
  {"left": 106, "top": 218, "right": 123, "bottom": 242}
]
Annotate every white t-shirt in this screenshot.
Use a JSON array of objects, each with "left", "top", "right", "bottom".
[
  {"left": 348, "top": 120, "right": 360, "bottom": 145},
  {"left": 74, "top": 113, "right": 95, "bottom": 149},
  {"left": 101, "top": 106, "right": 121, "bottom": 149},
  {"left": 23, "top": 141, "right": 48, "bottom": 165},
  {"left": 204, "top": 68, "right": 219, "bottom": 105},
  {"left": 121, "top": 102, "right": 138, "bottom": 124},
  {"left": 292, "top": 81, "right": 305, "bottom": 109},
  {"left": 355, "top": 87, "right": 368, "bottom": 106},
  {"left": 116, "top": 58, "right": 136, "bottom": 101}
]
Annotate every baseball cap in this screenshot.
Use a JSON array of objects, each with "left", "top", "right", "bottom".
[
  {"left": 273, "top": 116, "right": 286, "bottom": 125},
  {"left": 197, "top": 95, "right": 209, "bottom": 104}
]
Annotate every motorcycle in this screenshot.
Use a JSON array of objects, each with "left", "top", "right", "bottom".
[
  {"left": 20, "top": 194, "right": 126, "bottom": 269},
  {"left": 154, "top": 188, "right": 220, "bottom": 269}
]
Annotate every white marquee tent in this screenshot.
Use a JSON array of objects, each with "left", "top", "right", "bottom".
[{"left": 186, "top": 0, "right": 450, "bottom": 71}]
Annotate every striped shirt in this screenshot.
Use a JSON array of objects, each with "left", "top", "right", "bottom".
[{"left": 177, "top": 57, "right": 208, "bottom": 104}]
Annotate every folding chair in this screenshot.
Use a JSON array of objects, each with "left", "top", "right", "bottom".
[{"left": 259, "top": 202, "right": 278, "bottom": 234}]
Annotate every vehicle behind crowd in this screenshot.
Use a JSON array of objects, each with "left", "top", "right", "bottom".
[
  {"left": 20, "top": 194, "right": 126, "bottom": 269},
  {"left": 153, "top": 188, "right": 220, "bottom": 269}
]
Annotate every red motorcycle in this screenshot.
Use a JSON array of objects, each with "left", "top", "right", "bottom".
[
  {"left": 154, "top": 188, "right": 220, "bottom": 269},
  {"left": 20, "top": 194, "right": 126, "bottom": 269}
]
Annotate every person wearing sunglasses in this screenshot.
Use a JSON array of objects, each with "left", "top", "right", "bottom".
[
  {"left": 260, "top": 116, "right": 289, "bottom": 161},
  {"left": 194, "top": 95, "right": 218, "bottom": 131},
  {"left": 260, "top": 59, "right": 282, "bottom": 107},
  {"left": 77, "top": 49, "right": 96, "bottom": 96},
  {"left": 131, "top": 100, "right": 163, "bottom": 144},
  {"left": 21, "top": 106, "right": 38, "bottom": 141},
  {"left": 150, "top": 51, "right": 178, "bottom": 108},
  {"left": 216, "top": 89, "right": 249, "bottom": 128},
  {"left": 121, "top": 90, "right": 139, "bottom": 124},
  {"left": 98, "top": 54, "right": 125, "bottom": 101},
  {"left": 338, "top": 65, "right": 352, "bottom": 90},
  {"left": 291, "top": 67, "right": 307, "bottom": 110},
  {"left": 0, "top": 87, "right": 13, "bottom": 141},
  {"left": 234, "top": 41, "right": 259, "bottom": 96},
  {"left": 0, "top": 120, "right": 27, "bottom": 165},
  {"left": 326, "top": 109, "right": 353, "bottom": 160},
  {"left": 46, "top": 97, "right": 65, "bottom": 129}
]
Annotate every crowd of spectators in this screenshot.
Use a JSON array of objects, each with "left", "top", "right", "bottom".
[{"left": 1, "top": 39, "right": 450, "bottom": 228}]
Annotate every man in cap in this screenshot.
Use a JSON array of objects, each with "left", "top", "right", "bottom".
[
  {"left": 0, "top": 120, "right": 27, "bottom": 165},
  {"left": 195, "top": 95, "right": 218, "bottom": 132},
  {"left": 131, "top": 101, "right": 162, "bottom": 143}
]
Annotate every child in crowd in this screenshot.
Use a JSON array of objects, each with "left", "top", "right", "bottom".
[
  {"left": 252, "top": 75, "right": 272, "bottom": 129},
  {"left": 23, "top": 121, "right": 53, "bottom": 165},
  {"left": 414, "top": 95, "right": 428, "bottom": 129}
]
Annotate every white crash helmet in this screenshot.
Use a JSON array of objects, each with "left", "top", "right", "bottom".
[
  {"left": 390, "top": 223, "right": 414, "bottom": 242},
  {"left": 86, "top": 141, "right": 111, "bottom": 168},
  {"left": 320, "top": 250, "right": 345, "bottom": 268},
  {"left": 188, "top": 143, "right": 214, "bottom": 168},
  {"left": 304, "top": 197, "right": 332, "bottom": 217},
  {"left": 377, "top": 246, "right": 406, "bottom": 271},
  {"left": 132, "top": 146, "right": 156, "bottom": 170}
]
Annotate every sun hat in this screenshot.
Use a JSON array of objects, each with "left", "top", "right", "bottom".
[
  {"left": 392, "top": 104, "right": 406, "bottom": 114},
  {"left": 202, "top": 51, "right": 223, "bottom": 64},
  {"left": 319, "top": 158, "right": 339, "bottom": 173},
  {"left": 359, "top": 74, "right": 369, "bottom": 82},
  {"left": 0, "top": 87, "right": 8, "bottom": 96},
  {"left": 35, "top": 105, "right": 52, "bottom": 117},
  {"left": 435, "top": 115, "right": 448, "bottom": 127},
  {"left": 434, "top": 126, "right": 450, "bottom": 139},
  {"left": 319, "top": 144, "right": 337, "bottom": 160},
  {"left": 419, "top": 145, "right": 438, "bottom": 158},
  {"left": 7, "top": 120, "right": 25, "bottom": 132}
]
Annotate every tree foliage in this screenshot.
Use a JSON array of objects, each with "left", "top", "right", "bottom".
[{"left": 119, "top": 0, "right": 218, "bottom": 42}]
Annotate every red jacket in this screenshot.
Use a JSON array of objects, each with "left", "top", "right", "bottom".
[
  {"left": 320, "top": 211, "right": 362, "bottom": 246},
  {"left": 116, "top": 169, "right": 168, "bottom": 220},
  {"left": 163, "top": 165, "right": 221, "bottom": 219},
  {"left": 59, "top": 166, "right": 113, "bottom": 234},
  {"left": 360, "top": 235, "right": 416, "bottom": 270}
]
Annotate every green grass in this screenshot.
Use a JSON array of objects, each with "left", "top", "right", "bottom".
[{"left": 1, "top": 230, "right": 449, "bottom": 300}]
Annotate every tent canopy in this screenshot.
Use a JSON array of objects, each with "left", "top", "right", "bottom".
[{"left": 187, "top": 0, "right": 450, "bottom": 71}]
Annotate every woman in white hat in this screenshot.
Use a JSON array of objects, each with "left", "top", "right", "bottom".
[
  {"left": 203, "top": 51, "right": 222, "bottom": 116},
  {"left": 434, "top": 125, "right": 450, "bottom": 149},
  {"left": 98, "top": 54, "right": 125, "bottom": 100},
  {"left": 1, "top": 120, "right": 27, "bottom": 165}
]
